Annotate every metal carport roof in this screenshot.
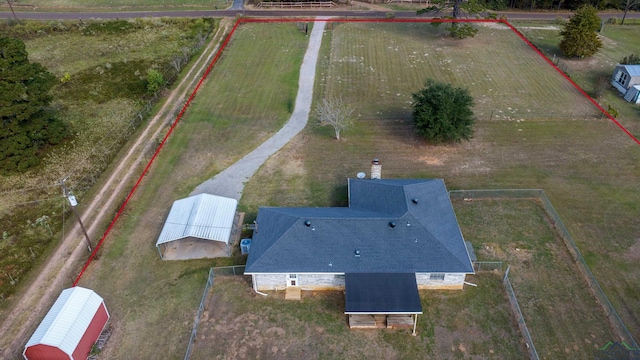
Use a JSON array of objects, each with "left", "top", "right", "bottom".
[{"left": 156, "top": 193, "right": 237, "bottom": 247}]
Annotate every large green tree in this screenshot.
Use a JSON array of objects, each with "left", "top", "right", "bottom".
[
  {"left": 417, "top": 0, "right": 482, "bottom": 39},
  {"left": 412, "top": 79, "right": 475, "bottom": 143},
  {"left": 0, "top": 36, "right": 68, "bottom": 173},
  {"left": 559, "top": 5, "right": 603, "bottom": 58}
]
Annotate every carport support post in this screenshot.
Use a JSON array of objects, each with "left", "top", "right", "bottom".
[{"left": 412, "top": 314, "right": 418, "bottom": 336}]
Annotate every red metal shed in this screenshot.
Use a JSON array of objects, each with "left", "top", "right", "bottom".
[{"left": 23, "top": 287, "right": 109, "bottom": 360}]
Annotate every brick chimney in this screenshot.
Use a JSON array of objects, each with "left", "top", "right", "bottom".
[{"left": 371, "top": 158, "right": 381, "bottom": 179}]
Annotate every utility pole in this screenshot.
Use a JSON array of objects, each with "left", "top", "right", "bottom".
[
  {"left": 6, "top": 0, "right": 18, "bottom": 21},
  {"left": 61, "top": 179, "right": 92, "bottom": 252}
]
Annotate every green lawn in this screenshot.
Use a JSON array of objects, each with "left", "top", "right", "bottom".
[
  {"left": 242, "top": 21, "right": 640, "bottom": 349},
  {"left": 76, "top": 23, "right": 309, "bottom": 360},
  {"left": 513, "top": 21, "right": 640, "bottom": 136},
  {"left": 453, "top": 198, "right": 620, "bottom": 359},
  {"left": 37, "top": 20, "right": 640, "bottom": 359}
]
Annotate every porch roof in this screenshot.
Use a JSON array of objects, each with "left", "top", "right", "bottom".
[{"left": 344, "top": 273, "right": 422, "bottom": 315}]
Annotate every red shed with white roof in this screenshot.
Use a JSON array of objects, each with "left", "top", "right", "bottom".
[{"left": 23, "top": 286, "right": 109, "bottom": 360}]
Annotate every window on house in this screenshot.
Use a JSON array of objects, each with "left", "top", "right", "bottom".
[
  {"left": 334, "top": 274, "right": 345, "bottom": 279},
  {"left": 617, "top": 72, "right": 629, "bottom": 86},
  {"left": 430, "top": 273, "right": 445, "bottom": 281}
]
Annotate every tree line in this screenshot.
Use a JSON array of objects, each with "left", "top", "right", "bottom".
[{"left": 477, "top": 0, "right": 637, "bottom": 11}]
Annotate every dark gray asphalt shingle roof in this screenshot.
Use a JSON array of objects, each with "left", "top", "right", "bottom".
[
  {"left": 345, "top": 273, "right": 423, "bottom": 314},
  {"left": 245, "top": 178, "right": 474, "bottom": 274}
]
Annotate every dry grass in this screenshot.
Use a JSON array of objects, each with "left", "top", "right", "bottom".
[
  {"left": 243, "top": 21, "right": 640, "bottom": 348},
  {"left": 453, "top": 198, "right": 620, "bottom": 358},
  {"left": 190, "top": 274, "right": 524, "bottom": 359},
  {"left": 75, "top": 23, "right": 309, "bottom": 360},
  {"left": 0, "top": 18, "right": 215, "bottom": 310},
  {"left": 514, "top": 22, "right": 640, "bottom": 136},
  {"left": 50, "top": 20, "right": 640, "bottom": 359}
]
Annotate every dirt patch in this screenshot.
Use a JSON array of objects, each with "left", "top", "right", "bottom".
[
  {"left": 190, "top": 275, "right": 523, "bottom": 359},
  {"left": 624, "top": 238, "right": 640, "bottom": 260}
]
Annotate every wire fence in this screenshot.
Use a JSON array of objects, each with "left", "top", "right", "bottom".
[
  {"left": 472, "top": 261, "right": 503, "bottom": 272},
  {"left": 212, "top": 265, "right": 246, "bottom": 276},
  {"left": 184, "top": 268, "right": 215, "bottom": 360},
  {"left": 450, "top": 189, "right": 639, "bottom": 350},
  {"left": 184, "top": 265, "right": 247, "bottom": 360},
  {"left": 503, "top": 266, "right": 539, "bottom": 360},
  {"left": 185, "top": 189, "right": 638, "bottom": 359},
  {"left": 537, "top": 191, "right": 639, "bottom": 349}
]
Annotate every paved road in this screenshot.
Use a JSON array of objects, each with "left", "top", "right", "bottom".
[
  {"left": 1, "top": 8, "right": 638, "bottom": 20},
  {"left": 191, "top": 18, "right": 328, "bottom": 200}
]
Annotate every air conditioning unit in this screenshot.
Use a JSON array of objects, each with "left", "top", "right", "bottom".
[{"left": 240, "top": 239, "right": 251, "bottom": 255}]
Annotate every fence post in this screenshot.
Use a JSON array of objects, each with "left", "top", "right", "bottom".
[{"left": 503, "top": 265, "right": 510, "bottom": 282}]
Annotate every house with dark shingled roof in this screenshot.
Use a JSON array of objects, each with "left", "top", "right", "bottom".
[{"left": 245, "top": 177, "right": 475, "bottom": 292}]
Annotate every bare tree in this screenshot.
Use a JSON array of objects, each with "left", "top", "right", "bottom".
[
  {"left": 622, "top": 0, "right": 639, "bottom": 25},
  {"left": 315, "top": 97, "right": 355, "bottom": 141},
  {"left": 171, "top": 56, "right": 183, "bottom": 73}
]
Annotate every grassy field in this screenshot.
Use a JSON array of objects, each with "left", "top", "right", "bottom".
[
  {"left": 453, "top": 198, "right": 620, "bottom": 358},
  {"left": 190, "top": 274, "right": 524, "bottom": 359},
  {"left": 6, "top": 0, "right": 230, "bottom": 11},
  {"left": 513, "top": 21, "right": 640, "bottom": 136},
  {"left": 0, "top": 18, "right": 214, "bottom": 307},
  {"left": 242, "top": 21, "right": 640, "bottom": 350},
  {"left": 76, "top": 23, "right": 309, "bottom": 360},
  {"left": 41, "top": 20, "right": 640, "bottom": 359}
]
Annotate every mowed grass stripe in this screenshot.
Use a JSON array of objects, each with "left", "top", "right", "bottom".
[
  {"left": 176, "top": 23, "right": 307, "bottom": 171},
  {"left": 77, "top": 23, "right": 309, "bottom": 360},
  {"left": 244, "top": 21, "right": 640, "bottom": 352},
  {"left": 324, "top": 22, "right": 595, "bottom": 121}
]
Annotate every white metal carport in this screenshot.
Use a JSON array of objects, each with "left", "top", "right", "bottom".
[{"left": 156, "top": 193, "right": 238, "bottom": 260}]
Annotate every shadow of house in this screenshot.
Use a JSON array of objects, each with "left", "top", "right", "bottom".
[{"left": 156, "top": 194, "right": 239, "bottom": 260}]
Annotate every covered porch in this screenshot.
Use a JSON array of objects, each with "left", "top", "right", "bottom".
[{"left": 345, "top": 273, "right": 423, "bottom": 335}]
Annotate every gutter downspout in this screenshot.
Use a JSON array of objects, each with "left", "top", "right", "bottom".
[{"left": 252, "top": 275, "right": 268, "bottom": 297}]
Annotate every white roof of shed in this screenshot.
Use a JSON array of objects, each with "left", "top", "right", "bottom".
[
  {"left": 24, "top": 287, "right": 106, "bottom": 356},
  {"left": 156, "top": 193, "right": 238, "bottom": 246}
]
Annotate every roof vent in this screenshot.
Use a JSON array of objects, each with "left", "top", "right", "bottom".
[
  {"left": 356, "top": 172, "right": 366, "bottom": 179},
  {"left": 389, "top": 221, "right": 396, "bottom": 228},
  {"left": 412, "top": 199, "right": 419, "bottom": 204},
  {"left": 304, "top": 220, "right": 312, "bottom": 227},
  {"left": 355, "top": 250, "right": 361, "bottom": 257}
]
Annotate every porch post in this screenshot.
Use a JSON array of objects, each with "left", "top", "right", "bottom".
[{"left": 412, "top": 314, "right": 418, "bottom": 336}]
